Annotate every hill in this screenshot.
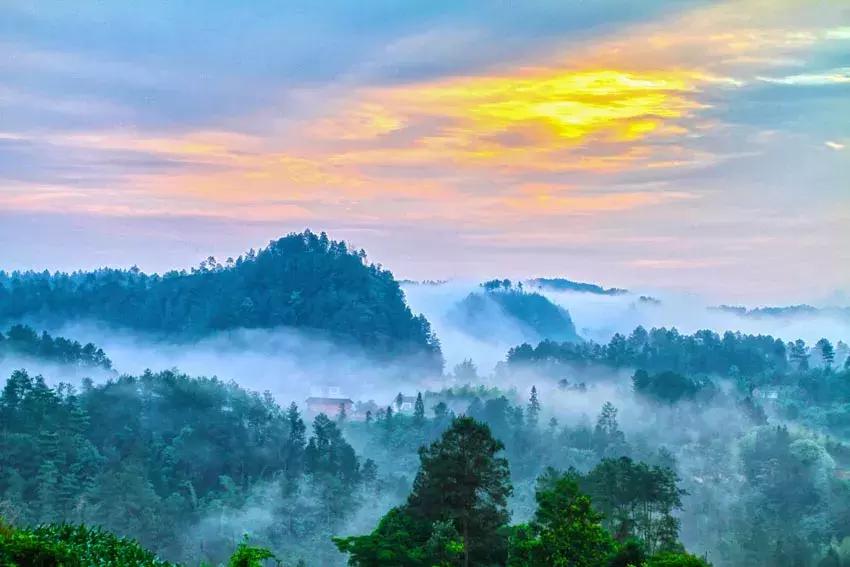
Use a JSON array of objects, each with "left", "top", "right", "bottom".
[
  {"left": 0, "top": 231, "right": 442, "bottom": 367},
  {"left": 527, "top": 277, "right": 627, "bottom": 295},
  {"left": 449, "top": 287, "right": 580, "bottom": 343},
  {"left": 0, "top": 324, "right": 112, "bottom": 370}
]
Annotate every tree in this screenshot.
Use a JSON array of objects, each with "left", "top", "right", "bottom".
[
  {"left": 607, "top": 540, "right": 646, "bottom": 567},
  {"left": 414, "top": 392, "right": 425, "bottom": 426},
  {"left": 816, "top": 338, "right": 835, "bottom": 368},
  {"left": 434, "top": 401, "right": 448, "bottom": 419},
  {"left": 407, "top": 417, "right": 513, "bottom": 567},
  {"left": 582, "top": 457, "right": 685, "bottom": 553},
  {"left": 789, "top": 340, "right": 810, "bottom": 371},
  {"left": 453, "top": 359, "right": 479, "bottom": 382},
  {"left": 227, "top": 536, "right": 278, "bottom": 567},
  {"left": 337, "top": 417, "right": 512, "bottom": 567},
  {"left": 593, "top": 403, "right": 626, "bottom": 456},
  {"left": 508, "top": 471, "right": 615, "bottom": 567},
  {"left": 527, "top": 386, "right": 541, "bottom": 429},
  {"left": 334, "top": 507, "right": 430, "bottom": 567}
]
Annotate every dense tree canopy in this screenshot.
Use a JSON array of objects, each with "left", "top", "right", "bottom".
[
  {"left": 507, "top": 327, "right": 790, "bottom": 377},
  {"left": 0, "top": 324, "right": 111, "bottom": 369},
  {"left": 0, "top": 231, "right": 442, "bottom": 369},
  {"left": 0, "top": 368, "right": 369, "bottom": 564}
]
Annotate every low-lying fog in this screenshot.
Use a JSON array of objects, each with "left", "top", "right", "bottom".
[
  {"left": 402, "top": 281, "right": 850, "bottom": 373},
  {"left": 5, "top": 280, "right": 847, "bottom": 408}
]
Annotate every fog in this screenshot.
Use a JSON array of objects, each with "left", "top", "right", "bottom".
[
  {"left": 402, "top": 281, "right": 850, "bottom": 374},
  {"left": 39, "top": 322, "right": 450, "bottom": 406},
  {"left": 3, "top": 279, "right": 848, "bottom": 566},
  {"left": 7, "top": 280, "right": 845, "bottom": 405}
]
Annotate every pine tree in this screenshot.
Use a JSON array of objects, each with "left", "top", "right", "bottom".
[
  {"left": 816, "top": 338, "right": 836, "bottom": 368},
  {"left": 335, "top": 417, "right": 513, "bottom": 567},
  {"left": 508, "top": 471, "right": 614, "bottom": 567},
  {"left": 593, "top": 402, "right": 625, "bottom": 456},
  {"left": 408, "top": 417, "right": 513, "bottom": 567},
  {"left": 413, "top": 392, "right": 425, "bottom": 426},
  {"left": 35, "top": 460, "right": 60, "bottom": 523},
  {"left": 527, "top": 386, "right": 540, "bottom": 429},
  {"left": 284, "top": 402, "right": 306, "bottom": 484}
]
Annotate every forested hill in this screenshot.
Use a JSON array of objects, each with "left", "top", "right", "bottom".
[
  {"left": 0, "top": 324, "right": 112, "bottom": 370},
  {"left": 450, "top": 281, "right": 580, "bottom": 343},
  {"left": 527, "top": 277, "right": 627, "bottom": 295},
  {"left": 0, "top": 231, "right": 442, "bottom": 368}
]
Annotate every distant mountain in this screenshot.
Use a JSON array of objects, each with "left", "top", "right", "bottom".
[
  {"left": 712, "top": 304, "right": 850, "bottom": 319},
  {"left": 449, "top": 287, "right": 580, "bottom": 343},
  {"left": 527, "top": 277, "right": 627, "bottom": 296},
  {"left": 0, "top": 231, "right": 442, "bottom": 368},
  {"left": 399, "top": 279, "right": 448, "bottom": 286}
]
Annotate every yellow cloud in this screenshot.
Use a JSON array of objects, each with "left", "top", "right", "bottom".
[{"left": 319, "top": 68, "right": 709, "bottom": 173}]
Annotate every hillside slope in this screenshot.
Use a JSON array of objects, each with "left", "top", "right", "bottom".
[
  {"left": 449, "top": 288, "right": 580, "bottom": 344},
  {"left": 0, "top": 231, "right": 442, "bottom": 366}
]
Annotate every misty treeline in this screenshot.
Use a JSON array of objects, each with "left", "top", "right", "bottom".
[
  {"left": 334, "top": 417, "right": 704, "bottom": 567},
  {"left": 1, "top": 365, "right": 708, "bottom": 566},
  {"left": 2, "top": 232, "right": 850, "bottom": 566},
  {"left": 0, "top": 231, "right": 442, "bottom": 370},
  {"left": 0, "top": 324, "right": 112, "bottom": 370},
  {"left": 0, "top": 368, "right": 370, "bottom": 565},
  {"left": 507, "top": 325, "right": 848, "bottom": 377},
  {"left": 4, "top": 341, "right": 850, "bottom": 565}
]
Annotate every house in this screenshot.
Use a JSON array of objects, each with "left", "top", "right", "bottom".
[
  {"left": 395, "top": 395, "right": 417, "bottom": 413},
  {"left": 305, "top": 396, "right": 354, "bottom": 417},
  {"left": 752, "top": 387, "right": 780, "bottom": 401}
]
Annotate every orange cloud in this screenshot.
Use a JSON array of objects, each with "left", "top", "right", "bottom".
[
  {"left": 501, "top": 184, "right": 696, "bottom": 215},
  {"left": 8, "top": 0, "right": 843, "bottom": 229}
]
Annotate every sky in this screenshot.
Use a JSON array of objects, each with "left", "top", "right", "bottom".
[{"left": 1, "top": 0, "right": 848, "bottom": 303}]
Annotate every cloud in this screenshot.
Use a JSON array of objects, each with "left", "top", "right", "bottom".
[
  {"left": 0, "top": 0, "right": 848, "bottom": 298},
  {"left": 757, "top": 67, "right": 850, "bottom": 85}
]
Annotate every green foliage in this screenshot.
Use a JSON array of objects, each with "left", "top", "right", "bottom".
[
  {"left": 606, "top": 540, "right": 646, "bottom": 567},
  {"left": 581, "top": 458, "right": 684, "bottom": 553},
  {"left": 0, "top": 368, "right": 367, "bottom": 564},
  {"left": 407, "top": 417, "right": 513, "bottom": 565},
  {"left": 508, "top": 327, "right": 789, "bottom": 376},
  {"left": 227, "top": 537, "right": 278, "bottom": 567},
  {"left": 0, "top": 231, "right": 442, "bottom": 368},
  {"left": 632, "top": 370, "right": 714, "bottom": 404},
  {"left": 644, "top": 551, "right": 710, "bottom": 567},
  {"left": 507, "top": 472, "right": 615, "bottom": 567},
  {"left": 333, "top": 507, "right": 430, "bottom": 567},
  {"left": 0, "top": 521, "right": 281, "bottom": 567},
  {"left": 0, "top": 324, "right": 111, "bottom": 369},
  {"left": 336, "top": 417, "right": 513, "bottom": 566},
  {"left": 0, "top": 520, "right": 177, "bottom": 566}
]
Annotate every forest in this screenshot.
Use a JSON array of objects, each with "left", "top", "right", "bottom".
[
  {"left": 0, "top": 231, "right": 442, "bottom": 370},
  {"left": 0, "top": 324, "right": 112, "bottom": 370},
  {"left": 1, "top": 234, "right": 849, "bottom": 566}
]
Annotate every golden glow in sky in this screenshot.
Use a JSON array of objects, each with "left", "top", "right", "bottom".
[{"left": 1, "top": 0, "right": 848, "bottom": 296}]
